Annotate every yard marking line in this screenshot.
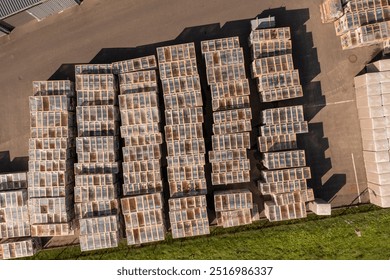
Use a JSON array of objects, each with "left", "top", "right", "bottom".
[
  {"left": 351, "top": 153, "right": 361, "bottom": 204},
  {"left": 306, "top": 99, "right": 354, "bottom": 108}
]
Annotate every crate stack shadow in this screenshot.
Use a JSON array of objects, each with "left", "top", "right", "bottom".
[
  {"left": 28, "top": 81, "right": 76, "bottom": 236},
  {"left": 249, "top": 19, "right": 324, "bottom": 221},
  {"left": 0, "top": 172, "right": 39, "bottom": 259},
  {"left": 74, "top": 64, "right": 122, "bottom": 251},
  {"left": 200, "top": 37, "right": 255, "bottom": 228},
  {"left": 157, "top": 43, "right": 210, "bottom": 239},
  {"left": 112, "top": 55, "right": 166, "bottom": 245}
]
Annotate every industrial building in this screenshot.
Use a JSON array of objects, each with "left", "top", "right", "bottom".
[
  {"left": 0, "top": 0, "right": 82, "bottom": 37},
  {"left": 355, "top": 59, "right": 390, "bottom": 207},
  {"left": 320, "top": 0, "right": 390, "bottom": 50}
]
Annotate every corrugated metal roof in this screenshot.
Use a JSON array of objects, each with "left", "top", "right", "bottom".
[
  {"left": 0, "top": 0, "right": 45, "bottom": 20},
  {"left": 28, "top": 0, "right": 78, "bottom": 21}
]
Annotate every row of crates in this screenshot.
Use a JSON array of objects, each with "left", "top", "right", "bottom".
[
  {"left": 75, "top": 67, "right": 121, "bottom": 252},
  {"left": 202, "top": 37, "right": 252, "bottom": 185},
  {"left": 28, "top": 80, "right": 76, "bottom": 237},
  {"left": 159, "top": 59, "right": 198, "bottom": 79},
  {"left": 112, "top": 55, "right": 157, "bottom": 74},
  {"left": 261, "top": 105, "right": 305, "bottom": 125},
  {"left": 0, "top": 238, "right": 39, "bottom": 260},
  {"left": 163, "top": 90, "right": 203, "bottom": 109},
  {"left": 118, "top": 57, "right": 166, "bottom": 246}
]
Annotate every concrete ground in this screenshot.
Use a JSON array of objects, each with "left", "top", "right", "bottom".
[{"left": 0, "top": 0, "right": 379, "bottom": 217}]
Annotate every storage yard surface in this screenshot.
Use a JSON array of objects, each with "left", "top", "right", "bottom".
[{"left": 0, "top": 0, "right": 380, "bottom": 208}]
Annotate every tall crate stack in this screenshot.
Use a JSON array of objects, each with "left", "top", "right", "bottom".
[
  {"left": 201, "top": 37, "right": 254, "bottom": 228},
  {"left": 355, "top": 59, "right": 390, "bottom": 207},
  {"left": 250, "top": 21, "right": 315, "bottom": 222},
  {"left": 320, "top": 0, "right": 390, "bottom": 50},
  {"left": 201, "top": 37, "right": 252, "bottom": 186},
  {"left": 74, "top": 64, "right": 121, "bottom": 251},
  {"left": 113, "top": 55, "right": 166, "bottom": 245},
  {"left": 0, "top": 173, "right": 39, "bottom": 259},
  {"left": 28, "top": 80, "right": 76, "bottom": 236},
  {"left": 157, "top": 43, "right": 210, "bottom": 238}
]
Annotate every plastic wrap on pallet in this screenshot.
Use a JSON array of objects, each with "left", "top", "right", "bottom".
[
  {"left": 210, "top": 80, "right": 250, "bottom": 100},
  {"left": 166, "top": 139, "right": 206, "bottom": 156},
  {"left": 251, "top": 40, "right": 292, "bottom": 59},
  {"left": 212, "top": 96, "right": 250, "bottom": 112},
  {"left": 260, "top": 121, "right": 309, "bottom": 136},
  {"left": 163, "top": 91, "right": 203, "bottom": 109},
  {"left": 29, "top": 95, "right": 75, "bottom": 112},
  {"left": 75, "top": 64, "right": 112, "bottom": 74},
  {"left": 201, "top": 37, "right": 240, "bottom": 53},
  {"left": 30, "top": 111, "right": 75, "bottom": 128},
  {"left": 118, "top": 70, "right": 156, "bottom": 85},
  {"left": 165, "top": 124, "right": 203, "bottom": 141},
  {"left": 120, "top": 123, "right": 160, "bottom": 137},
  {"left": 79, "top": 215, "right": 119, "bottom": 235},
  {"left": 169, "top": 179, "right": 207, "bottom": 197},
  {"left": 157, "top": 43, "right": 196, "bottom": 63},
  {"left": 121, "top": 193, "right": 163, "bottom": 214},
  {"left": 249, "top": 27, "right": 291, "bottom": 46},
  {"left": 217, "top": 208, "right": 252, "bottom": 228},
  {"left": 79, "top": 231, "right": 119, "bottom": 251},
  {"left": 206, "top": 64, "right": 246, "bottom": 84},
  {"left": 167, "top": 165, "right": 205, "bottom": 182},
  {"left": 120, "top": 82, "right": 158, "bottom": 94},
  {"left": 258, "top": 179, "right": 308, "bottom": 195},
  {"left": 211, "top": 133, "right": 251, "bottom": 150},
  {"left": 75, "top": 199, "right": 119, "bottom": 219},
  {"left": 264, "top": 201, "right": 307, "bottom": 222},
  {"left": 159, "top": 59, "right": 198, "bottom": 79},
  {"left": 30, "top": 222, "right": 74, "bottom": 237},
  {"left": 75, "top": 74, "right": 117, "bottom": 91},
  {"left": 0, "top": 238, "right": 37, "bottom": 260},
  {"left": 258, "top": 134, "right": 297, "bottom": 152},
  {"left": 119, "top": 91, "right": 158, "bottom": 110},
  {"left": 204, "top": 48, "right": 244, "bottom": 67},
  {"left": 262, "top": 150, "right": 306, "bottom": 170},
  {"left": 167, "top": 155, "right": 205, "bottom": 167},
  {"left": 261, "top": 167, "right": 312, "bottom": 183},
  {"left": 214, "top": 189, "right": 253, "bottom": 212},
  {"left": 122, "top": 181, "right": 163, "bottom": 196},
  {"left": 77, "top": 90, "right": 118, "bottom": 106},
  {"left": 0, "top": 173, "right": 27, "bottom": 191},
  {"left": 209, "top": 149, "right": 247, "bottom": 162},
  {"left": 74, "top": 184, "right": 119, "bottom": 202},
  {"left": 125, "top": 224, "right": 165, "bottom": 245},
  {"left": 213, "top": 120, "right": 252, "bottom": 134},
  {"left": 161, "top": 76, "right": 201, "bottom": 94},
  {"left": 33, "top": 81, "right": 74, "bottom": 97},
  {"left": 122, "top": 144, "right": 161, "bottom": 161},
  {"left": 123, "top": 171, "right": 162, "bottom": 184},
  {"left": 211, "top": 170, "right": 251, "bottom": 185},
  {"left": 260, "top": 84, "right": 295, "bottom": 107},
  {"left": 251, "top": 54, "right": 294, "bottom": 77},
  {"left": 112, "top": 55, "right": 157, "bottom": 74},
  {"left": 30, "top": 127, "right": 76, "bottom": 139}
]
